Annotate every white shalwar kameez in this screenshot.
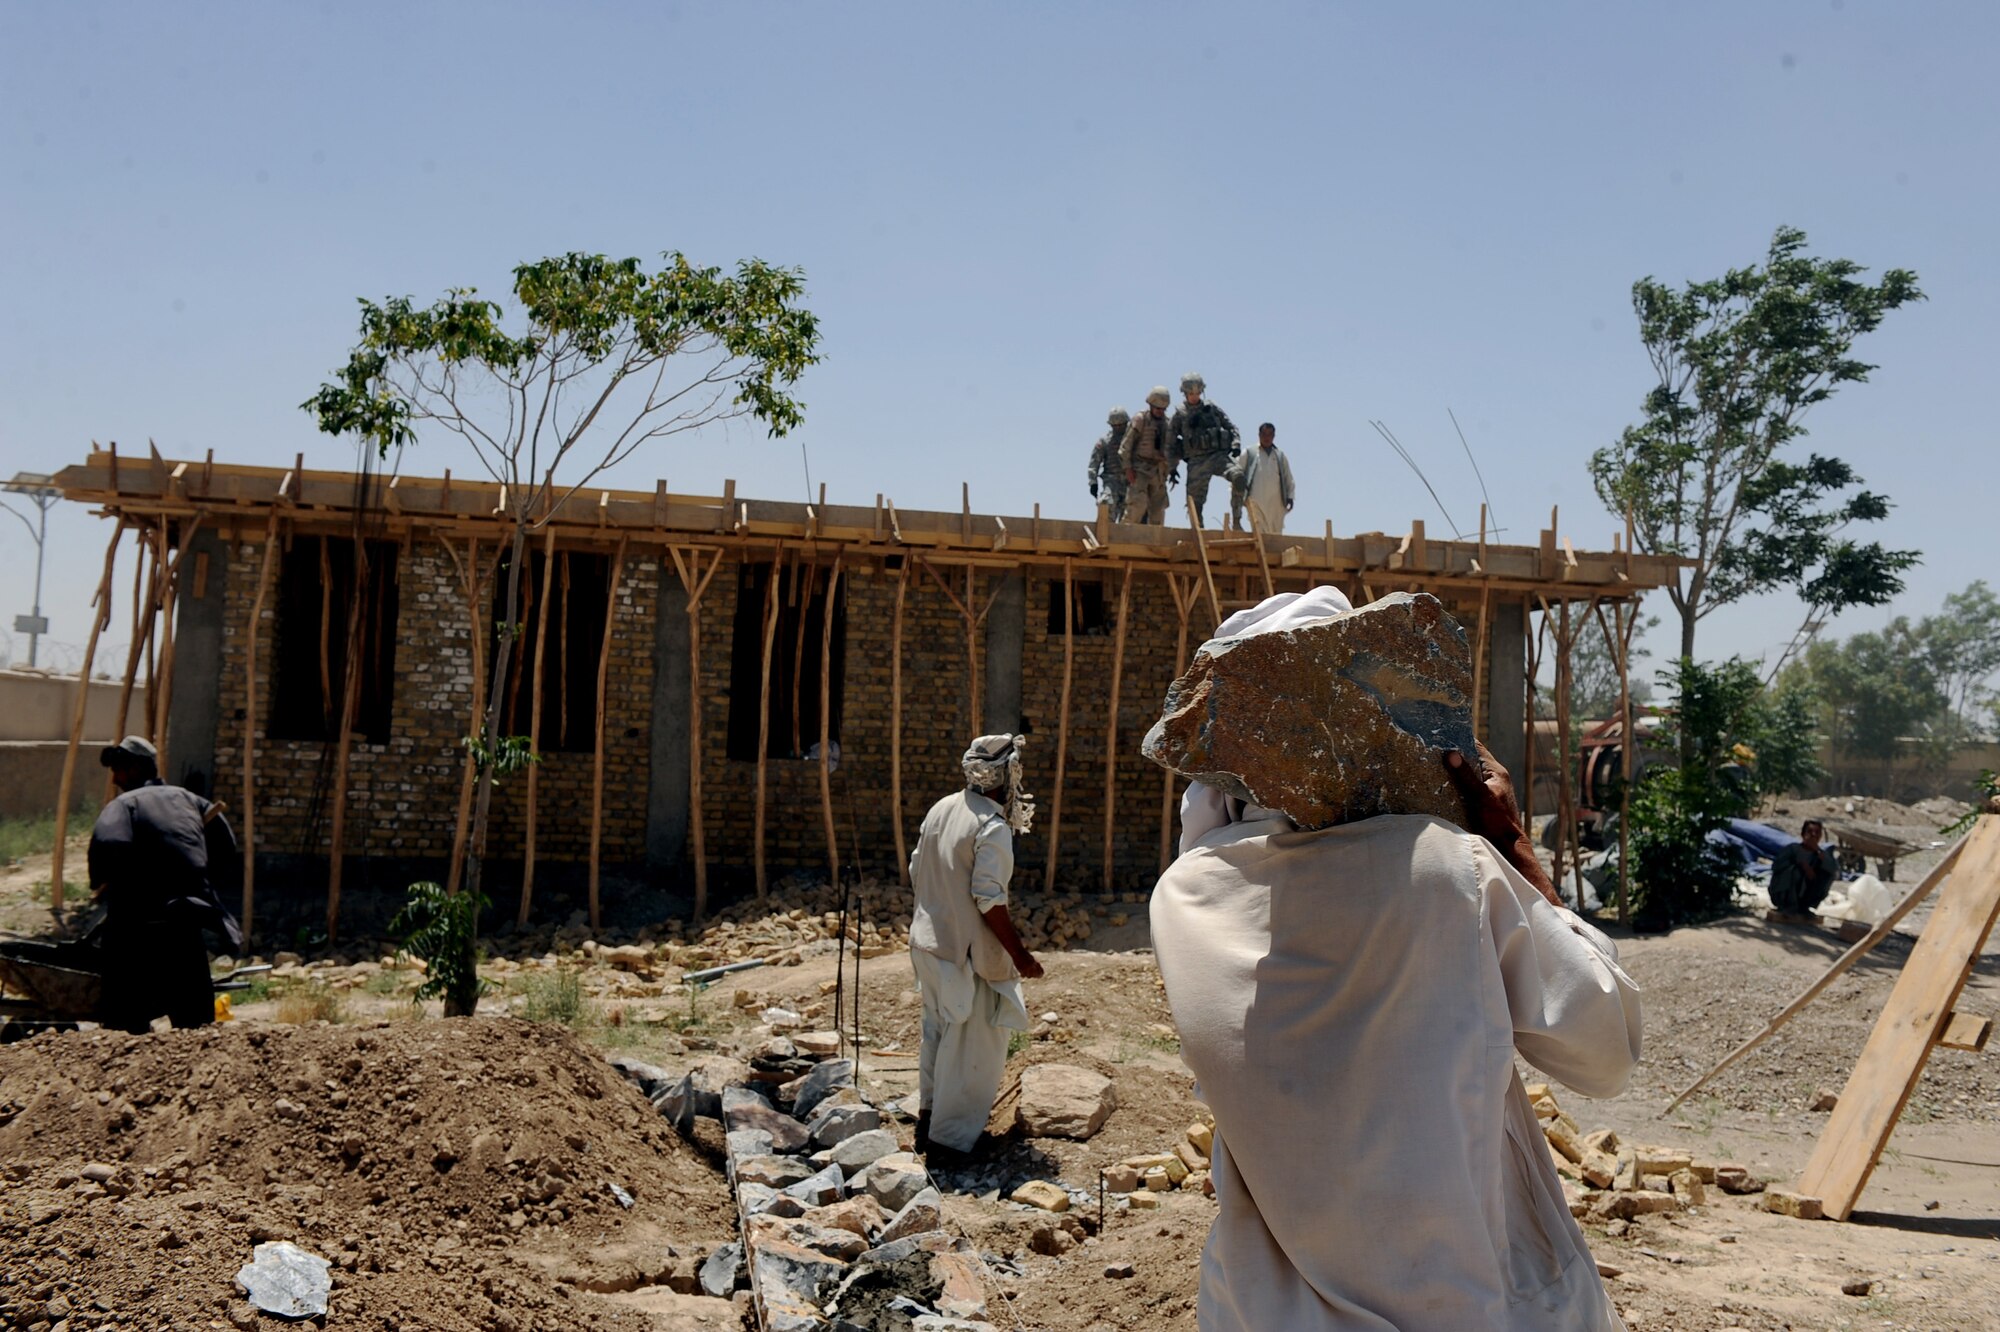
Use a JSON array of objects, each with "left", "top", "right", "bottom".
[
  {"left": 1152, "top": 804, "right": 1642, "bottom": 1332},
  {"left": 909, "top": 789, "right": 1030, "bottom": 1151}
]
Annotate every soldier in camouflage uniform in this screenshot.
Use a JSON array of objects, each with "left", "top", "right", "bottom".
[
  {"left": 1169, "top": 372, "right": 1241, "bottom": 528},
  {"left": 1119, "top": 387, "right": 1177, "bottom": 524},
  {"left": 1087, "top": 407, "right": 1131, "bottom": 522}
]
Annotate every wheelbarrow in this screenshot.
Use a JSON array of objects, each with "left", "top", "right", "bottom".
[
  {"left": 0, "top": 937, "right": 270, "bottom": 1041},
  {"left": 1826, "top": 823, "right": 1918, "bottom": 882}
]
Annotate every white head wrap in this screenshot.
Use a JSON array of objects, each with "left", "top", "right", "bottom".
[
  {"left": 1175, "top": 588, "right": 1356, "bottom": 854},
  {"left": 963, "top": 733, "right": 1036, "bottom": 834}
]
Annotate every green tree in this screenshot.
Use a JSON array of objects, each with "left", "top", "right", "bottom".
[
  {"left": 304, "top": 251, "right": 820, "bottom": 935},
  {"left": 1591, "top": 226, "right": 1923, "bottom": 660},
  {"left": 1925, "top": 580, "right": 2000, "bottom": 733}
]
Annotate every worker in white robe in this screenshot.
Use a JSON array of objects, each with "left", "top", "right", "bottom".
[
  {"left": 1148, "top": 589, "right": 1643, "bottom": 1332},
  {"left": 909, "top": 734, "right": 1043, "bottom": 1160}
]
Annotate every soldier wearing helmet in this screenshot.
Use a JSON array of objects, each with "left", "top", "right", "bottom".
[
  {"left": 1087, "top": 407, "right": 1132, "bottom": 522},
  {"left": 1170, "top": 372, "right": 1241, "bottom": 527},
  {"left": 1119, "top": 388, "right": 1177, "bottom": 524}
]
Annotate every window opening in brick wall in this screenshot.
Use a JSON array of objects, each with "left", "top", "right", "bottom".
[
  {"left": 726, "top": 561, "right": 847, "bottom": 761},
  {"left": 489, "top": 549, "right": 612, "bottom": 754},
  {"left": 269, "top": 536, "right": 401, "bottom": 742},
  {"left": 1045, "top": 578, "right": 1110, "bottom": 636}
]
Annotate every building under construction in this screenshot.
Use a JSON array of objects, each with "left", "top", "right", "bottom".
[{"left": 48, "top": 444, "right": 1683, "bottom": 940}]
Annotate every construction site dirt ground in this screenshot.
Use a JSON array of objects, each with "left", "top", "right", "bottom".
[{"left": 2, "top": 799, "right": 1997, "bottom": 1331}]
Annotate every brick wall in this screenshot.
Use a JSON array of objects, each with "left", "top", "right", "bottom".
[{"left": 213, "top": 540, "right": 656, "bottom": 873}]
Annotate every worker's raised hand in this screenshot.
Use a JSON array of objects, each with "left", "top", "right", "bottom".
[
  {"left": 1446, "top": 742, "right": 1520, "bottom": 833},
  {"left": 1445, "top": 744, "right": 1562, "bottom": 907}
]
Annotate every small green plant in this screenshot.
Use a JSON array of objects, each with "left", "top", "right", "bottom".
[
  {"left": 237, "top": 974, "right": 280, "bottom": 1004},
  {"left": 463, "top": 730, "right": 539, "bottom": 778},
  {"left": 520, "top": 968, "right": 588, "bottom": 1025},
  {"left": 387, "top": 881, "right": 490, "bottom": 1017},
  {"left": 1007, "top": 1029, "right": 1032, "bottom": 1058}
]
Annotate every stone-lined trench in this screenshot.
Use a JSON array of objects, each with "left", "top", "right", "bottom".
[{"left": 610, "top": 1041, "right": 998, "bottom": 1332}]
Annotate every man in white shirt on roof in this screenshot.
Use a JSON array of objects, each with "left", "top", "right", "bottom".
[
  {"left": 1147, "top": 588, "right": 1642, "bottom": 1332},
  {"left": 908, "top": 733, "right": 1044, "bottom": 1163}
]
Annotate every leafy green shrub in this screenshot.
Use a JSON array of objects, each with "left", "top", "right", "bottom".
[
  {"left": 387, "top": 882, "right": 489, "bottom": 1017},
  {"left": 1628, "top": 765, "right": 1741, "bottom": 930},
  {"left": 1627, "top": 657, "right": 1822, "bottom": 929}
]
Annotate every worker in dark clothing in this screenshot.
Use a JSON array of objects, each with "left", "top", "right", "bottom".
[
  {"left": 1768, "top": 819, "right": 1841, "bottom": 916},
  {"left": 88, "top": 736, "right": 242, "bottom": 1033}
]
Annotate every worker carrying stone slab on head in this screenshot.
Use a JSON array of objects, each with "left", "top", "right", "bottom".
[
  {"left": 908, "top": 733, "right": 1043, "bottom": 1163},
  {"left": 1144, "top": 589, "right": 1643, "bottom": 1332}
]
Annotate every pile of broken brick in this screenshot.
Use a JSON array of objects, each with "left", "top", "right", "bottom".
[
  {"left": 1531, "top": 1083, "right": 1825, "bottom": 1223},
  {"left": 617, "top": 1038, "right": 998, "bottom": 1332}
]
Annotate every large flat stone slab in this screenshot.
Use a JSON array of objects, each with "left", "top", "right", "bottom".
[
  {"left": 1142, "top": 591, "right": 1475, "bottom": 830},
  {"left": 1014, "top": 1064, "right": 1115, "bottom": 1140}
]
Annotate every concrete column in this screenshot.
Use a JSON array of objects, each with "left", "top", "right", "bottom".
[
  {"left": 1486, "top": 598, "right": 1528, "bottom": 787},
  {"left": 645, "top": 572, "right": 690, "bottom": 873},
  {"left": 165, "top": 528, "right": 227, "bottom": 797},
  {"left": 983, "top": 572, "right": 1025, "bottom": 736}
]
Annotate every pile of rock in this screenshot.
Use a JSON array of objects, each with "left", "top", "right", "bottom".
[
  {"left": 1091, "top": 1119, "right": 1217, "bottom": 1211},
  {"left": 614, "top": 1047, "right": 997, "bottom": 1331},
  {"left": 1528, "top": 1084, "right": 1776, "bottom": 1222}
]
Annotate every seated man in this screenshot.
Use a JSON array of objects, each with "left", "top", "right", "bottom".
[
  {"left": 1148, "top": 589, "right": 1642, "bottom": 1332},
  {"left": 1768, "top": 819, "right": 1840, "bottom": 916}
]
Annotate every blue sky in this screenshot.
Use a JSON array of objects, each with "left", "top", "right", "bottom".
[{"left": 3, "top": 1, "right": 1992, "bottom": 681}]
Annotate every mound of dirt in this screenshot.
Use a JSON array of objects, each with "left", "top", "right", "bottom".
[{"left": 0, "top": 1018, "right": 736, "bottom": 1330}]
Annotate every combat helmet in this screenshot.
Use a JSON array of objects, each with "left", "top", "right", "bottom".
[
  {"left": 1179, "top": 372, "right": 1206, "bottom": 395},
  {"left": 1107, "top": 406, "right": 1130, "bottom": 426},
  {"left": 1146, "top": 386, "right": 1171, "bottom": 407}
]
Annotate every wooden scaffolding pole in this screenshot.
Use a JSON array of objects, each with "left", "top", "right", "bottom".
[
  {"left": 587, "top": 537, "right": 629, "bottom": 931},
  {"left": 891, "top": 558, "right": 912, "bottom": 887},
  {"left": 49, "top": 520, "right": 127, "bottom": 912},
  {"left": 147, "top": 523, "right": 169, "bottom": 743},
  {"left": 965, "top": 563, "right": 980, "bottom": 734},
  {"left": 1244, "top": 505, "right": 1276, "bottom": 600},
  {"left": 668, "top": 545, "right": 724, "bottom": 919},
  {"left": 1160, "top": 573, "right": 1195, "bottom": 873},
  {"left": 1044, "top": 559, "right": 1075, "bottom": 892},
  {"left": 324, "top": 536, "right": 369, "bottom": 943},
  {"left": 1594, "top": 600, "right": 1639, "bottom": 924},
  {"left": 1522, "top": 602, "right": 1544, "bottom": 828},
  {"left": 443, "top": 537, "right": 487, "bottom": 897},
  {"left": 753, "top": 553, "right": 782, "bottom": 899},
  {"left": 1101, "top": 566, "right": 1132, "bottom": 895},
  {"left": 1470, "top": 581, "right": 1492, "bottom": 742},
  {"left": 817, "top": 556, "right": 845, "bottom": 886},
  {"left": 153, "top": 520, "right": 194, "bottom": 771},
  {"left": 517, "top": 526, "right": 557, "bottom": 926},
  {"left": 107, "top": 536, "right": 158, "bottom": 802},
  {"left": 240, "top": 513, "right": 281, "bottom": 941},
  {"left": 1186, "top": 493, "right": 1222, "bottom": 629}
]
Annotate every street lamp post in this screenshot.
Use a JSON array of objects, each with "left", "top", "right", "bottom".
[{"left": 3, "top": 472, "right": 60, "bottom": 669}]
